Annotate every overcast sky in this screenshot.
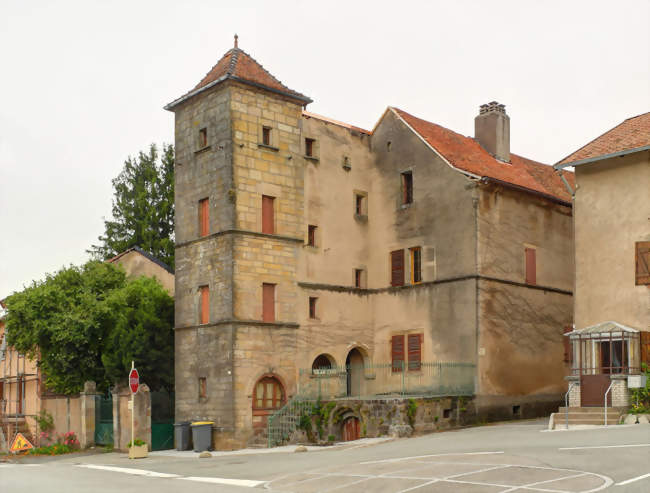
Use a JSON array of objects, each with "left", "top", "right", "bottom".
[{"left": 1, "top": 0, "right": 648, "bottom": 297}]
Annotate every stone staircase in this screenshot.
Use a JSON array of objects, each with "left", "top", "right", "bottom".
[{"left": 549, "top": 407, "right": 623, "bottom": 429}]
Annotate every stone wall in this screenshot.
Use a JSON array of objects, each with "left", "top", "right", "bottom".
[
  {"left": 611, "top": 376, "right": 630, "bottom": 407},
  {"left": 112, "top": 383, "right": 151, "bottom": 452}
]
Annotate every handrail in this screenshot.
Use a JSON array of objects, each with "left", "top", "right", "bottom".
[
  {"left": 564, "top": 382, "right": 578, "bottom": 429},
  {"left": 604, "top": 381, "right": 614, "bottom": 427}
]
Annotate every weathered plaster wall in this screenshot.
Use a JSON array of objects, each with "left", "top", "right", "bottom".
[
  {"left": 111, "top": 251, "right": 175, "bottom": 296},
  {"left": 574, "top": 152, "right": 650, "bottom": 330},
  {"left": 477, "top": 185, "right": 573, "bottom": 405}
]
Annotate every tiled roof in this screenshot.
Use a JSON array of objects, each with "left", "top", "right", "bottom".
[
  {"left": 557, "top": 112, "right": 650, "bottom": 166},
  {"left": 166, "top": 44, "right": 311, "bottom": 109},
  {"left": 393, "top": 107, "right": 574, "bottom": 204},
  {"left": 302, "top": 111, "right": 371, "bottom": 135}
]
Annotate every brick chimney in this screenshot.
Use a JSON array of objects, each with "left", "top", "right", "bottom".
[{"left": 475, "top": 101, "right": 510, "bottom": 162}]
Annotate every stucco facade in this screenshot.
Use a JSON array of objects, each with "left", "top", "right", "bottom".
[{"left": 168, "top": 43, "right": 574, "bottom": 448}]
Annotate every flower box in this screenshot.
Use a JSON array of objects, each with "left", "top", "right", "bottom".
[{"left": 128, "top": 444, "right": 148, "bottom": 459}]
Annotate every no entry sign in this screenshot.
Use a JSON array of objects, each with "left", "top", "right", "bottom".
[{"left": 129, "top": 368, "right": 139, "bottom": 394}]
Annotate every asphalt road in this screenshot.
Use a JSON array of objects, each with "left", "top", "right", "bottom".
[{"left": 1, "top": 419, "right": 649, "bottom": 492}]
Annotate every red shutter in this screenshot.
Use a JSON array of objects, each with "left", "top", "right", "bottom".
[
  {"left": 263, "top": 283, "right": 275, "bottom": 322},
  {"left": 199, "top": 199, "right": 209, "bottom": 237},
  {"left": 525, "top": 248, "right": 536, "bottom": 285},
  {"left": 636, "top": 242, "right": 650, "bottom": 285},
  {"left": 200, "top": 286, "right": 209, "bottom": 324},
  {"left": 563, "top": 326, "right": 572, "bottom": 363},
  {"left": 262, "top": 196, "right": 274, "bottom": 234},
  {"left": 392, "top": 335, "right": 405, "bottom": 372},
  {"left": 641, "top": 332, "right": 650, "bottom": 366},
  {"left": 391, "top": 250, "right": 405, "bottom": 287},
  {"left": 408, "top": 334, "right": 422, "bottom": 371}
]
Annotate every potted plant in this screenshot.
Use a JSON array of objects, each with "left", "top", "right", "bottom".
[{"left": 127, "top": 439, "right": 148, "bottom": 459}]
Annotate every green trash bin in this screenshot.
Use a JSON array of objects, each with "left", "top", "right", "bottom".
[{"left": 191, "top": 421, "right": 214, "bottom": 452}]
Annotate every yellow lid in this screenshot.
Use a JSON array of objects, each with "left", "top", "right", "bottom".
[{"left": 191, "top": 421, "right": 214, "bottom": 426}]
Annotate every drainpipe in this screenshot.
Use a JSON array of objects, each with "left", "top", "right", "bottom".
[{"left": 555, "top": 170, "right": 575, "bottom": 198}]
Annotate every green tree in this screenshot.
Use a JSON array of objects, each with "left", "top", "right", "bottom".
[
  {"left": 89, "top": 144, "right": 175, "bottom": 269},
  {"left": 4, "top": 261, "right": 174, "bottom": 394}
]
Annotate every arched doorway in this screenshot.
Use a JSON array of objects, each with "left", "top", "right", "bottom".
[
  {"left": 252, "top": 375, "right": 285, "bottom": 430},
  {"left": 346, "top": 348, "right": 364, "bottom": 397}
]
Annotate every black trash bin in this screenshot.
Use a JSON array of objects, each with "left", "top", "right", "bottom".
[
  {"left": 191, "top": 421, "right": 214, "bottom": 452},
  {"left": 174, "top": 422, "right": 191, "bottom": 451}
]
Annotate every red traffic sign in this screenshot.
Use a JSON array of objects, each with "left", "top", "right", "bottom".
[{"left": 129, "top": 368, "right": 139, "bottom": 394}]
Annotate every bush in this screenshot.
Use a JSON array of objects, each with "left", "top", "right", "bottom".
[
  {"left": 630, "top": 364, "right": 650, "bottom": 413},
  {"left": 327, "top": 434, "right": 335, "bottom": 442},
  {"left": 127, "top": 438, "right": 146, "bottom": 448}
]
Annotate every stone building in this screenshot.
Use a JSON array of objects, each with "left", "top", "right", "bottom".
[
  {"left": 555, "top": 112, "right": 650, "bottom": 412},
  {"left": 166, "top": 39, "right": 574, "bottom": 449}
]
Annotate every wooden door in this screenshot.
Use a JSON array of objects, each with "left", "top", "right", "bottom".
[
  {"left": 343, "top": 417, "right": 360, "bottom": 441},
  {"left": 580, "top": 374, "right": 611, "bottom": 407}
]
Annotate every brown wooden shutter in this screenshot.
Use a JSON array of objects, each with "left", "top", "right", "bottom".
[
  {"left": 641, "top": 332, "right": 650, "bottom": 367},
  {"left": 263, "top": 283, "right": 275, "bottom": 322},
  {"left": 391, "top": 249, "right": 405, "bottom": 287},
  {"left": 408, "top": 334, "right": 422, "bottom": 371},
  {"left": 262, "top": 195, "right": 275, "bottom": 234},
  {"left": 636, "top": 241, "right": 650, "bottom": 285},
  {"left": 391, "top": 335, "right": 405, "bottom": 372},
  {"left": 199, "top": 199, "right": 209, "bottom": 237},
  {"left": 525, "top": 248, "right": 536, "bottom": 285},
  {"left": 200, "top": 286, "right": 209, "bottom": 324},
  {"left": 563, "top": 326, "right": 572, "bottom": 363}
]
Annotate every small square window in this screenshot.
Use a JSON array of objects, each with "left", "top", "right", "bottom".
[
  {"left": 305, "top": 138, "right": 315, "bottom": 157},
  {"left": 199, "top": 128, "right": 207, "bottom": 148},
  {"left": 198, "top": 377, "right": 207, "bottom": 399},
  {"left": 307, "top": 225, "right": 317, "bottom": 247},
  {"left": 309, "top": 297, "right": 317, "bottom": 319},
  {"left": 262, "top": 126, "right": 271, "bottom": 146}
]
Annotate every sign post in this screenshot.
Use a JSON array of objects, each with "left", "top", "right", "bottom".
[{"left": 129, "top": 361, "right": 139, "bottom": 456}]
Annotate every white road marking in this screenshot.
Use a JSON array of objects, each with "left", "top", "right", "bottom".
[
  {"left": 395, "top": 479, "right": 439, "bottom": 493},
  {"left": 559, "top": 443, "right": 650, "bottom": 451},
  {"left": 177, "top": 476, "right": 266, "bottom": 487},
  {"left": 616, "top": 472, "right": 650, "bottom": 486},
  {"left": 76, "top": 464, "right": 180, "bottom": 478},
  {"left": 76, "top": 464, "right": 266, "bottom": 487},
  {"left": 360, "top": 450, "right": 504, "bottom": 464},
  {"left": 0, "top": 464, "right": 41, "bottom": 467},
  {"left": 499, "top": 472, "right": 587, "bottom": 492}
]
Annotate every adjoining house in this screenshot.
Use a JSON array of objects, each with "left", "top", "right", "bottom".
[
  {"left": 0, "top": 246, "right": 174, "bottom": 450},
  {"left": 166, "top": 39, "right": 575, "bottom": 449},
  {"left": 554, "top": 113, "right": 650, "bottom": 418}
]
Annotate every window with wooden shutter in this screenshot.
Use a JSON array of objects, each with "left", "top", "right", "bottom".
[
  {"left": 641, "top": 332, "right": 650, "bottom": 366},
  {"left": 199, "top": 198, "right": 209, "bottom": 237},
  {"left": 262, "top": 283, "right": 275, "bottom": 322},
  {"left": 199, "top": 285, "right": 209, "bottom": 324},
  {"left": 525, "top": 247, "right": 536, "bottom": 285},
  {"left": 253, "top": 376, "right": 285, "bottom": 410},
  {"left": 563, "top": 326, "right": 572, "bottom": 363},
  {"left": 391, "top": 335, "right": 405, "bottom": 372},
  {"left": 401, "top": 171, "right": 413, "bottom": 205},
  {"left": 636, "top": 241, "right": 650, "bottom": 285},
  {"left": 408, "top": 334, "right": 422, "bottom": 371},
  {"left": 410, "top": 247, "right": 422, "bottom": 283},
  {"left": 391, "top": 249, "right": 405, "bottom": 287},
  {"left": 262, "top": 195, "right": 275, "bottom": 234}
]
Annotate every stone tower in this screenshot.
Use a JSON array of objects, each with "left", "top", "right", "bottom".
[{"left": 165, "top": 37, "right": 312, "bottom": 448}]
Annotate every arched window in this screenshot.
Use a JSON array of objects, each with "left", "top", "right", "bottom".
[
  {"left": 253, "top": 376, "right": 285, "bottom": 411},
  {"left": 312, "top": 354, "right": 333, "bottom": 372}
]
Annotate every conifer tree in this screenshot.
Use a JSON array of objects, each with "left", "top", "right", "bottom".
[{"left": 89, "top": 144, "right": 175, "bottom": 268}]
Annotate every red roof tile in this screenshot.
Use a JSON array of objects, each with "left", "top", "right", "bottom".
[
  {"left": 557, "top": 112, "right": 650, "bottom": 165},
  {"left": 166, "top": 46, "right": 310, "bottom": 109},
  {"left": 393, "top": 107, "right": 573, "bottom": 204},
  {"left": 302, "top": 111, "right": 371, "bottom": 135}
]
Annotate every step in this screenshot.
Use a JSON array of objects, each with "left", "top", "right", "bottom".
[
  {"left": 558, "top": 407, "right": 624, "bottom": 413},
  {"left": 561, "top": 411, "right": 621, "bottom": 417}
]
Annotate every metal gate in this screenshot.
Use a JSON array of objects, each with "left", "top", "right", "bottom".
[
  {"left": 94, "top": 393, "right": 113, "bottom": 446},
  {"left": 151, "top": 390, "right": 174, "bottom": 451}
]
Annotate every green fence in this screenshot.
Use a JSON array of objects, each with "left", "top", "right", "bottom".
[
  {"left": 94, "top": 393, "right": 113, "bottom": 446},
  {"left": 267, "top": 396, "right": 314, "bottom": 448},
  {"left": 297, "top": 361, "right": 476, "bottom": 400},
  {"left": 151, "top": 390, "right": 174, "bottom": 451}
]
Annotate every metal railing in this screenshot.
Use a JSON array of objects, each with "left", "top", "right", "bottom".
[
  {"left": 604, "top": 381, "right": 614, "bottom": 427},
  {"left": 298, "top": 361, "right": 475, "bottom": 400},
  {"left": 564, "top": 382, "right": 577, "bottom": 429},
  {"left": 267, "top": 396, "right": 314, "bottom": 448}
]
